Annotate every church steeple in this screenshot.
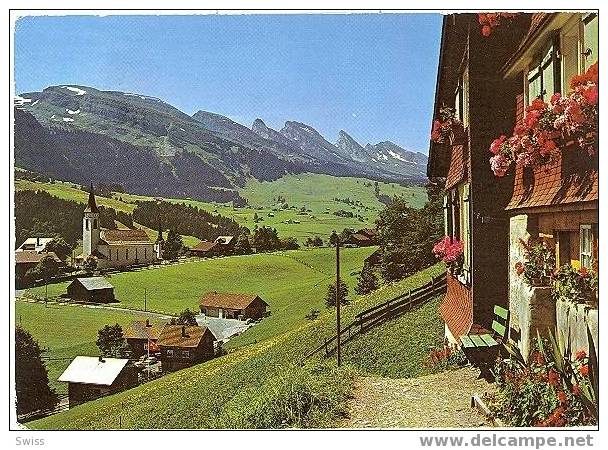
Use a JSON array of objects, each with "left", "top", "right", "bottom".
[
  {"left": 85, "top": 182, "right": 99, "bottom": 213},
  {"left": 156, "top": 219, "right": 164, "bottom": 243}
]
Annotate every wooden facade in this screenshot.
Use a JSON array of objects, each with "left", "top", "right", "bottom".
[
  {"left": 157, "top": 325, "right": 216, "bottom": 372},
  {"left": 429, "top": 12, "right": 598, "bottom": 348},
  {"left": 199, "top": 292, "right": 269, "bottom": 320}
]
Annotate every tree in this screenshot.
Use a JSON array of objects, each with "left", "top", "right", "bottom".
[
  {"left": 376, "top": 181, "right": 444, "bottom": 282},
  {"left": 355, "top": 262, "right": 380, "bottom": 295},
  {"left": 252, "top": 226, "right": 281, "bottom": 252},
  {"left": 280, "top": 237, "right": 300, "bottom": 250},
  {"left": 15, "top": 326, "right": 58, "bottom": 415},
  {"left": 305, "top": 236, "right": 323, "bottom": 247},
  {"left": 233, "top": 232, "right": 253, "bottom": 255},
  {"left": 325, "top": 280, "right": 349, "bottom": 307},
  {"left": 45, "top": 236, "right": 72, "bottom": 261},
  {"left": 25, "top": 254, "right": 60, "bottom": 287},
  {"left": 82, "top": 255, "right": 98, "bottom": 273},
  {"left": 96, "top": 324, "right": 129, "bottom": 358},
  {"left": 169, "top": 309, "right": 198, "bottom": 326},
  {"left": 163, "top": 229, "right": 184, "bottom": 260}
]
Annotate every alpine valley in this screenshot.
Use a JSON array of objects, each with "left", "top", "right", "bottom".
[{"left": 15, "top": 85, "right": 427, "bottom": 202}]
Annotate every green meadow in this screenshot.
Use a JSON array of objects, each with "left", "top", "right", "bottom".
[
  {"left": 23, "top": 246, "right": 376, "bottom": 348},
  {"left": 28, "top": 263, "right": 445, "bottom": 430},
  {"left": 16, "top": 173, "right": 426, "bottom": 243}
]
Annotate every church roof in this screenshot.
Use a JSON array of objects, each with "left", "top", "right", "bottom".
[
  {"left": 100, "top": 229, "right": 153, "bottom": 244},
  {"left": 84, "top": 183, "right": 99, "bottom": 213}
]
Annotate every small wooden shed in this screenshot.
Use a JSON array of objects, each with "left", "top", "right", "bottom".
[{"left": 67, "top": 277, "right": 116, "bottom": 303}]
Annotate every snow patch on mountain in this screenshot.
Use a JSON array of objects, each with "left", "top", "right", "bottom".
[{"left": 62, "top": 86, "right": 86, "bottom": 96}]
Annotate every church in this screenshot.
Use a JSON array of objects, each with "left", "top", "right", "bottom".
[{"left": 77, "top": 185, "right": 162, "bottom": 269}]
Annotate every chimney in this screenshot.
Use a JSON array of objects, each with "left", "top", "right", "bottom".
[
  {"left": 146, "top": 319, "right": 151, "bottom": 327},
  {"left": 181, "top": 326, "right": 186, "bottom": 337}
]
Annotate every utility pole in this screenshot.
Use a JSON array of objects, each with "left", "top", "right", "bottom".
[{"left": 333, "top": 231, "right": 342, "bottom": 367}]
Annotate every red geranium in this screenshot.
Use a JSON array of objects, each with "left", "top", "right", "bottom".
[
  {"left": 548, "top": 369, "right": 560, "bottom": 386},
  {"left": 576, "top": 350, "right": 587, "bottom": 361},
  {"left": 580, "top": 365, "right": 589, "bottom": 377}
]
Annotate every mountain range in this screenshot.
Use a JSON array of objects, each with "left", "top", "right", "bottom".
[{"left": 14, "top": 85, "right": 427, "bottom": 202}]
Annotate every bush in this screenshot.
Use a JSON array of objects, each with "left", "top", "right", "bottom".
[
  {"left": 224, "top": 363, "right": 355, "bottom": 428},
  {"left": 324, "top": 280, "right": 349, "bottom": 307},
  {"left": 426, "top": 343, "right": 467, "bottom": 373}
]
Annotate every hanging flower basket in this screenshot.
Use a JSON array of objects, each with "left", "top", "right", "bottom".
[
  {"left": 431, "top": 106, "right": 464, "bottom": 145},
  {"left": 488, "top": 62, "right": 598, "bottom": 177},
  {"left": 478, "top": 13, "right": 517, "bottom": 37}
]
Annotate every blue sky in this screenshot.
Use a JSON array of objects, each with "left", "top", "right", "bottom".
[{"left": 15, "top": 13, "right": 442, "bottom": 153}]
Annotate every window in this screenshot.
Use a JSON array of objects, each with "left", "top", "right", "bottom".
[
  {"left": 126, "top": 248, "right": 129, "bottom": 260},
  {"left": 182, "top": 350, "right": 190, "bottom": 359},
  {"left": 143, "top": 343, "right": 148, "bottom": 350},
  {"left": 453, "top": 67, "right": 469, "bottom": 127},
  {"left": 580, "top": 225, "right": 594, "bottom": 269},
  {"left": 560, "top": 16, "right": 582, "bottom": 88},
  {"left": 459, "top": 183, "right": 471, "bottom": 277},
  {"left": 583, "top": 13, "right": 598, "bottom": 70},
  {"left": 135, "top": 248, "right": 138, "bottom": 260},
  {"left": 85, "top": 219, "right": 90, "bottom": 231},
  {"left": 526, "top": 38, "right": 560, "bottom": 104},
  {"left": 144, "top": 248, "right": 147, "bottom": 259},
  {"left": 166, "top": 349, "right": 174, "bottom": 358}
]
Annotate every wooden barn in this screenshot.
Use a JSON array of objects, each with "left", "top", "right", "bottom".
[
  {"left": 190, "top": 240, "right": 219, "bottom": 258},
  {"left": 199, "top": 292, "right": 269, "bottom": 320},
  {"left": 58, "top": 356, "right": 137, "bottom": 408},
  {"left": 157, "top": 325, "right": 216, "bottom": 372},
  {"left": 67, "top": 277, "right": 116, "bottom": 303}
]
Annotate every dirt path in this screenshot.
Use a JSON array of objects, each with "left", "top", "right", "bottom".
[{"left": 341, "top": 366, "right": 494, "bottom": 428}]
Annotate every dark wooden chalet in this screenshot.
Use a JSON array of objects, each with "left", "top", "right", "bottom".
[
  {"left": 427, "top": 13, "right": 533, "bottom": 344},
  {"left": 157, "top": 325, "right": 216, "bottom": 372},
  {"left": 123, "top": 320, "right": 165, "bottom": 358},
  {"left": 190, "top": 240, "right": 219, "bottom": 257}
]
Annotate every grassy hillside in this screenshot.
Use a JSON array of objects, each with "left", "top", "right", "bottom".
[
  {"left": 28, "top": 263, "right": 444, "bottom": 430},
  {"left": 16, "top": 173, "right": 426, "bottom": 243},
  {"left": 15, "top": 301, "right": 166, "bottom": 395},
  {"left": 23, "top": 247, "right": 376, "bottom": 349}
]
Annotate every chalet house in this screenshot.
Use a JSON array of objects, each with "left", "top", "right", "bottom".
[
  {"left": 124, "top": 320, "right": 165, "bottom": 358},
  {"left": 157, "top": 325, "right": 216, "bottom": 372},
  {"left": 199, "top": 292, "right": 269, "bottom": 320},
  {"left": 344, "top": 233, "right": 373, "bottom": 247},
  {"left": 498, "top": 12, "right": 598, "bottom": 357},
  {"left": 190, "top": 240, "right": 219, "bottom": 258},
  {"left": 214, "top": 235, "right": 235, "bottom": 254},
  {"left": 429, "top": 12, "right": 598, "bottom": 357},
  {"left": 58, "top": 356, "right": 138, "bottom": 408},
  {"left": 358, "top": 228, "right": 379, "bottom": 244},
  {"left": 427, "top": 13, "right": 531, "bottom": 344},
  {"left": 76, "top": 185, "right": 156, "bottom": 269},
  {"left": 16, "top": 237, "right": 54, "bottom": 253},
  {"left": 15, "top": 251, "right": 63, "bottom": 287},
  {"left": 67, "top": 277, "right": 116, "bottom": 303}
]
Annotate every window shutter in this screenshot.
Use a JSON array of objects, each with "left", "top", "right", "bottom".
[{"left": 583, "top": 14, "right": 598, "bottom": 69}]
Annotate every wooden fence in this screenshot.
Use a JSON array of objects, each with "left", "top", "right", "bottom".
[{"left": 304, "top": 273, "right": 447, "bottom": 360}]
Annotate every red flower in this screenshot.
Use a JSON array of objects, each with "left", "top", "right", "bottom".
[
  {"left": 541, "top": 139, "right": 557, "bottom": 156},
  {"left": 579, "top": 267, "right": 589, "bottom": 277},
  {"left": 515, "top": 262, "right": 525, "bottom": 275},
  {"left": 557, "top": 390, "right": 567, "bottom": 404},
  {"left": 548, "top": 369, "right": 560, "bottom": 386},
  {"left": 478, "top": 13, "right": 488, "bottom": 25},
  {"left": 550, "top": 92, "right": 561, "bottom": 105},
  {"left": 576, "top": 349, "right": 587, "bottom": 361},
  {"left": 530, "top": 98, "right": 546, "bottom": 111},
  {"left": 490, "top": 135, "right": 506, "bottom": 154},
  {"left": 582, "top": 85, "right": 598, "bottom": 104},
  {"left": 481, "top": 25, "right": 492, "bottom": 37},
  {"left": 580, "top": 365, "right": 589, "bottom": 377},
  {"left": 572, "top": 384, "right": 581, "bottom": 396}
]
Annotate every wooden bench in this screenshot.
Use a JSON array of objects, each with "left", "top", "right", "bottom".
[{"left": 459, "top": 305, "right": 509, "bottom": 350}]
